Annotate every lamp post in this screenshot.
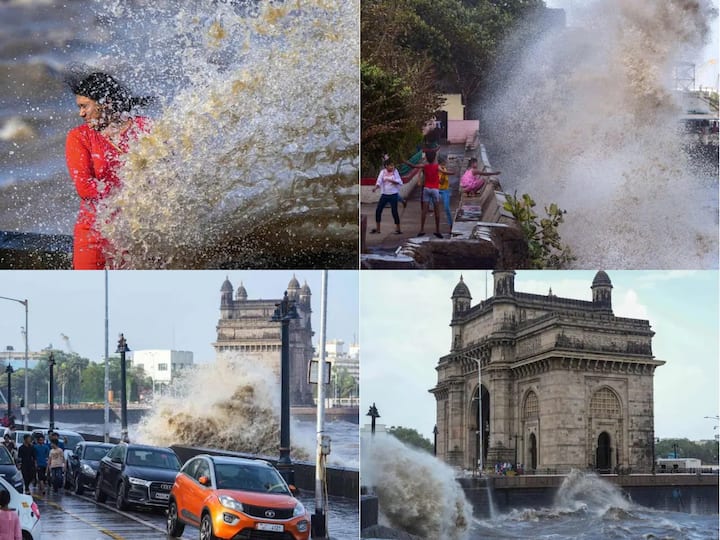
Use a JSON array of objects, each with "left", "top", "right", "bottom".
[
  {"left": 433, "top": 425, "right": 438, "bottom": 456},
  {"left": 270, "top": 292, "right": 298, "bottom": 485},
  {"left": 5, "top": 364, "right": 14, "bottom": 419},
  {"left": 116, "top": 334, "right": 130, "bottom": 443},
  {"left": 48, "top": 352, "right": 55, "bottom": 431},
  {"left": 366, "top": 403, "right": 380, "bottom": 435},
  {"left": 0, "top": 296, "right": 28, "bottom": 429},
  {"left": 512, "top": 433, "right": 522, "bottom": 471},
  {"left": 456, "top": 351, "right": 484, "bottom": 474},
  {"left": 672, "top": 442, "right": 679, "bottom": 459}
]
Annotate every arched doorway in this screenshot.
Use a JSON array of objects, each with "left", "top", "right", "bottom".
[
  {"left": 596, "top": 431, "right": 612, "bottom": 471},
  {"left": 529, "top": 433, "right": 537, "bottom": 470},
  {"left": 470, "top": 385, "right": 490, "bottom": 470}
]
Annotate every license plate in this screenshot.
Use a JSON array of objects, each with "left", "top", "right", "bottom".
[
  {"left": 154, "top": 492, "right": 170, "bottom": 500},
  {"left": 256, "top": 523, "right": 283, "bottom": 532}
]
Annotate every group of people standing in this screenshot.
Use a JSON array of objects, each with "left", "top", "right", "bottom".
[
  {"left": 371, "top": 151, "right": 501, "bottom": 238},
  {"left": 12, "top": 432, "right": 66, "bottom": 495}
]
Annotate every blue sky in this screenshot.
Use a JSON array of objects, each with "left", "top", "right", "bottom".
[
  {"left": 360, "top": 271, "right": 719, "bottom": 442},
  {"left": 0, "top": 270, "right": 359, "bottom": 365}
]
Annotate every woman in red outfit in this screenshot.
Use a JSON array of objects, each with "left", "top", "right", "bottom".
[{"left": 65, "top": 72, "right": 151, "bottom": 269}]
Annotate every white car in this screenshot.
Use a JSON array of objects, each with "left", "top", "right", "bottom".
[{"left": 0, "top": 475, "right": 41, "bottom": 539}]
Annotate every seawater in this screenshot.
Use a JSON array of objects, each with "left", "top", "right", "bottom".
[
  {"left": 470, "top": 471, "right": 719, "bottom": 540},
  {"left": 482, "top": 0, "right": 718, "bottom": 269},
  {"left": 0, "top": 0, "right": 359, "bottom": 268}
]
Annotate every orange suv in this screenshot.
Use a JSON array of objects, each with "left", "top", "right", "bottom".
[{"left": 167, "top": 454, "right": 310, "bottom": 540}]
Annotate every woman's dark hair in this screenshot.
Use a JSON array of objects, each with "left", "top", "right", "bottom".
[
  {"left": 467, "top": 158, "right": 478, "bottom": 168},
  {"left": 66, "top": 70, "right": 152, "bottom": 113},
  {"left": 0, "top": 489, "right": 10, "bottom": 507},
  {"left": 383, "top": 158, "right": 394, "bottom": 167},
  {"left": 425, "top": 151, "right": 436, "bottom": 163}
]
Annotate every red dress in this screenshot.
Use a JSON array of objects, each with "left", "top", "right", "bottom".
[{"left": 65, "top": 117, "right": 149, "bottom": 269}]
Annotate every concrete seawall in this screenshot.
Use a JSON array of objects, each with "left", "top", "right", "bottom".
[{"left": 459, "top": 474, "right": 719, "bottom": 518}]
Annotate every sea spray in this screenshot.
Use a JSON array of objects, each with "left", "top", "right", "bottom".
[
  {"left": 361, "top": 432, "right": 472, "bottom": 540},
  {"left": 135, "top": 353, "right": 311, "bottom": 460},
  {"left": 554, "top": 469, "right": 632, "bottom": 516},
  {"left": 482, "top": 0, "right": 718, "bottom": 268},
  {"left": 91, "top": 0, "right": 359, "bottom": 268}
]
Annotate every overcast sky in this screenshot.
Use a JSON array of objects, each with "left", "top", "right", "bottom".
[
  {"left": 360, "top": 271, "right": 719, "bottom": 442},
  {"left": 0, "top": 270, "right": 358, "bottom": 364}
]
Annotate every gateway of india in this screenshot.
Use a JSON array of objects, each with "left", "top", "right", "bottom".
[
  {"left": 430, "top": 271, "right": 665, "bottom": 473},
  {"left": 214, "top": 274, "right": 315, "bottom": 406}
]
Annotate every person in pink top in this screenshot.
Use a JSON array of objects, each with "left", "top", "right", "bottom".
[
  {"left": 0, "top": 490, "right": 21, "bottom": 540},
  {"left": 460, "top": 157, "right": 501, "bottom": 197}
]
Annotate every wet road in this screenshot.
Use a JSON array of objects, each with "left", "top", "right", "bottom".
[{"left": 34, "top": 489, "right": 358, "bottom": 540}]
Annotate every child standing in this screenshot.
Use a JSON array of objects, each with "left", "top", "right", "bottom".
[{"left": 371, "top": 158, "right": 404, "bottom": 235}]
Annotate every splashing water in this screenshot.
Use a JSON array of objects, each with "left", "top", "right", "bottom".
[
  {"left": 361, "top": 432, "right": 473, "bottom": 540},
  {"left": 135, "top": 353, "right": 310, "bottom": 460},
  {"left": 554, "top": 469, "right": 632, "bottom": 516},
  {"left": 91, "top": 0, "right": 358, "bottom": 268},
  {"left": 482, "top": 0, "right": 718, "bottom": 268}
]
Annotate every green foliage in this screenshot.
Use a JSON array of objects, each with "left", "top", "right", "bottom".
[
  {"left": 361, "top": 0, "right": 546, "bottom": 172},
  {"left": 387, "top": 425, "right": 434, "bottom": 454},
  {"left": 503, "top": 191, "right": 575, "bottom": 268},
  {"left": 656, "top": 438, "right": 719, "bottom": 465},
  {"left": 5, "top": 350, "right": 151, "bottom": 407}
]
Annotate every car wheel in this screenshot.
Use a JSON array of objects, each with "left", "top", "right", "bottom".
[
  {"left": 74, "top": 473, "right": 84, "bottom": 495},
  {"left": 94, "top": 474, "right": 107, "bottom": 503},
  {"left": 200, "top": 512, "right": 218, "bottom": 540},
  {"left": 115, "top": 480, "right": 128, "bottom": 511},
  {"left": 166, "top": 500, "right": 185, "bottom": 537}
]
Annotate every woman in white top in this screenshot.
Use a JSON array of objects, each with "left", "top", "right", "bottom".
[{"left": 371, "top": 158, "right": 404, "bottom": 234}]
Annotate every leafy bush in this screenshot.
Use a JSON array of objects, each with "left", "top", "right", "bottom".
[{"left": 503, "top": 192, "right": 575, "bottom": 268}]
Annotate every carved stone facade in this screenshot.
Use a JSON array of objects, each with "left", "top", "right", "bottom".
[
  {"left": 430, "top": 271, "right": 664, "bottom": 473},
  {"left": 214, "top": 275, "right": 314, "bottom": 406}
]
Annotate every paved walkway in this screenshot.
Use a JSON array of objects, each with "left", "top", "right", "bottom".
[{"left": 362, "top": 144, "right": 466, "bottom": 253}]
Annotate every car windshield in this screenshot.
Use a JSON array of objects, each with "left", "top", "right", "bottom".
[
  {"left": 63, "top": 434, "right": 84, "bottom": 448},
  {"left": 127, "top": 449, "right": 180, "bottom": 470},
  {"left": 214, "top": 463, "right": 290, "bottom": 494},
  {"left": 84, "top": 446, "right": 111, "bottom": 460},
  {"left": 0, "top": 449, "right": 13, "bottom": 465}
]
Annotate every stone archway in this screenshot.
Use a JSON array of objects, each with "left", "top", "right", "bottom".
[
  {"left": 469, "top": 384, "right": 490, "bottom": 470},
  {"left": 529, "top": 432, "right": 537, "bottom": 470},
  {"left": 596, "top": 431, "right": 612, "bottom": 471}
]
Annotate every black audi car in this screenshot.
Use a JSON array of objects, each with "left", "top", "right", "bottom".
[
  {"left": 0, "top": 446, "right": 23, "bottom": 492},
  {"left": 68, "top": 441, "right": 114, "bottom": 495},
  {"left": 95, "top": 443, "right": 181, "bottom": 511}
]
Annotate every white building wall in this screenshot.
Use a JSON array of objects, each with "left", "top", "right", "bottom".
[{"left": 131, "top": 350, "right": 194, "bottom": 385}]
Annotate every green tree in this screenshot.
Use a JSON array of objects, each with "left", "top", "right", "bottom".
[
  {"left": 656, "top": 438, "right": 720, "bottom": 465},
  {"left": 387, "top": 425, "right": 434, "bottom": 453},
  {"left": 330, "top": 367, "right": 358, "bottom": 399}
]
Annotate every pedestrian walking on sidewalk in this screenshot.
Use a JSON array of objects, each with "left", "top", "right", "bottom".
[
  {"left": 406, "top": 151, "right": 443, "bottom": 238},
  {"left": 0, "top": 490, "right": 21, "bottom": 540},
  {"left": 371, "top": 158, "right": 404, "bottom": 235},
  {"left": 33, "top": 434, "right": 49, "bottom": 495},
  {"left": 17, "top": 435, "right": 35, "bottom": 495},
  {"left": 47, "top": 441, "right": 65, "bottom": 493}
]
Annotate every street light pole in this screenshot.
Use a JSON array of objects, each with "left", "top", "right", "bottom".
[
  {"left": 116, "top": 334, "right": 130, "bottom": 443},
  {"left": 48, "top": 352, "right": 55, "bottom": 431},
  {"left": 271, "top": 292, "right": 299, "bottom": 485},
  {"left": 5, "top": 365, "right": 14, "bottom": 419},
  {"left": 0, "top": 296, "right": 29, "bottom": 429},
  {"left": 433, "top": 425, "right": 438, "bottom": 456},
  {"left": 366, "top": 403, "right": 380, "bottom": 435}
]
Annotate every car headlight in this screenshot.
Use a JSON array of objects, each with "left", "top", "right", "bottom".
[
  {"left": 81, "top": 464, "right": 96, "bottom": 477},
  {"left": 128, "top": 476, "right": 151, "bottom": 487},
  {"left": 293, "top": 502, "right": 306, "bottom": 517},
  {"left": 12, "top": 470, "right": 22, "bottom": 484},
  {"left": 218, "top": 495, "right": 244, "bottom": 513}
]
